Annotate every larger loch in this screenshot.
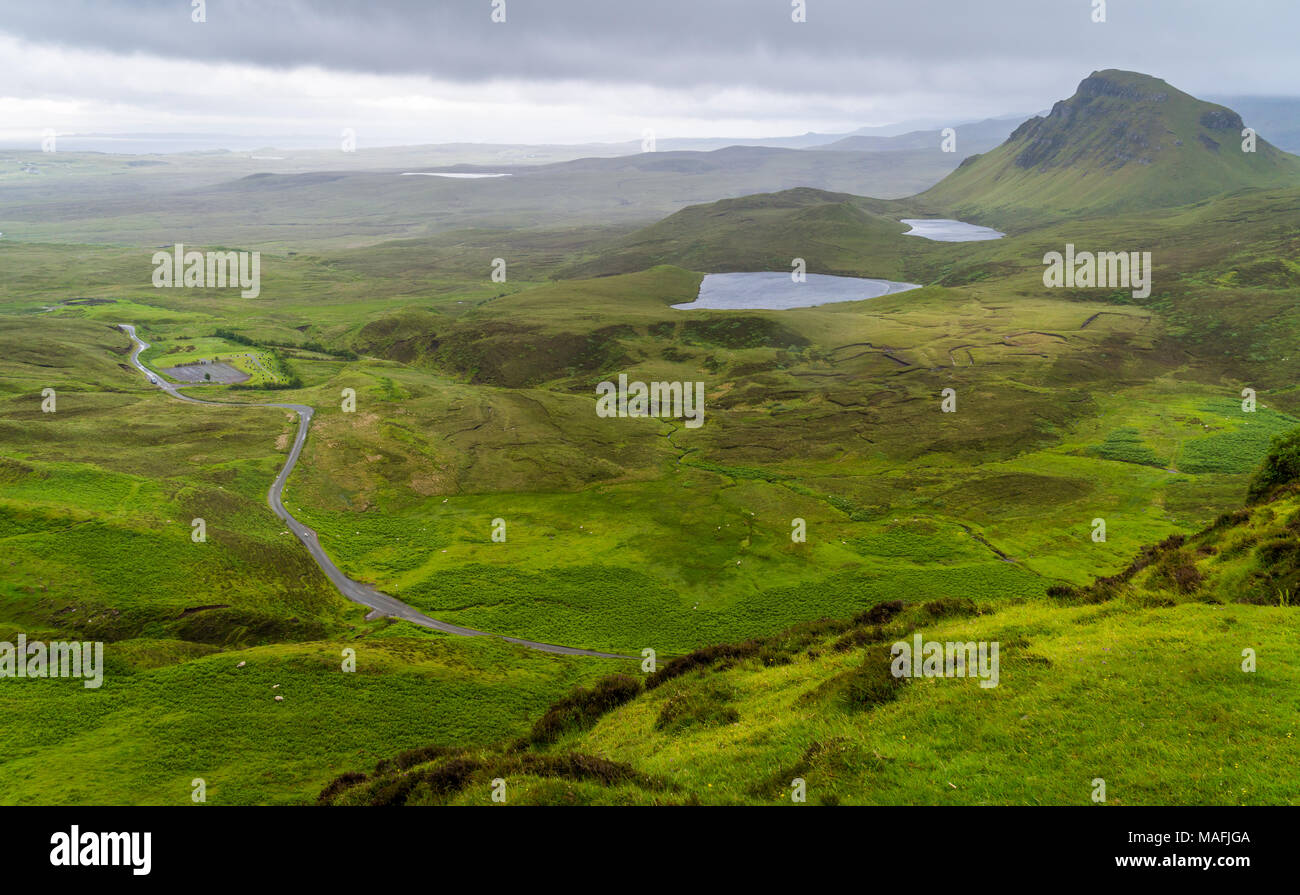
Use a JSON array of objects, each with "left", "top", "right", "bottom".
[{"left": 672, "top": 272, "right": 921, "bottom": 311}]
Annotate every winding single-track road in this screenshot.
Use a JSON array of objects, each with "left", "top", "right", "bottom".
[{"left": 120, "top": 324, "right": 627, "bottom": 659}]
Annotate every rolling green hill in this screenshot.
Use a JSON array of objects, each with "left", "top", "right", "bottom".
[
  {"left": 559, "top": 188, "right": 929, "bottom": 280},
  {"left": 923, "top": 70, "right": 1300, "bottom": 227}
]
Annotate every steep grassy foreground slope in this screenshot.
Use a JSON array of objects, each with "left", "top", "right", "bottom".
[{"left": 322, "top": 459, "right": 1300, "bottom": 806}]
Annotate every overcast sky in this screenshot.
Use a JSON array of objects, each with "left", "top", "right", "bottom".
[{"left": 1, "top": 0, "right": 1297, "bottom": 148}]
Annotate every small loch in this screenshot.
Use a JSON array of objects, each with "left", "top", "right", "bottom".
[
  {"left": 672, "top": 272, "right": 921, "bottom": 311},
  {"left": 901, "top": 219, "right": 1004, "bottom": 242}
]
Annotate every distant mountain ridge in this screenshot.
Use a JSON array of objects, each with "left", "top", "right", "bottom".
[
  {"left": 922, "top": 69, "right": 1300, "bottom": 224},
  {"left": 813, "top": 115, "right": 1031, "bottom": 157}
]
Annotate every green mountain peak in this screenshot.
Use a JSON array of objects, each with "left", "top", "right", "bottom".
[{"left": 924, "top": 69, "right": 1300, "bottom": 225}]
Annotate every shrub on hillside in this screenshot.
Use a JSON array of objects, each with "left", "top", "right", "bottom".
[
  {"left": 645, "top": 641, "right": 764, "bottom": 690},
  {"left": 840, "top": 644, "right": 904, "bottom": 709},
  {"left": 316, "top": 771, "right": 367, "bottom": 804},
  {"left": 851, "top": 600, "right": 904, "bottom": 626},
  {"left": 921, "top": 596, "right": 979, "bottom": 619},
  {"left": 1210, "top": 508, "right": 1252, "bottom": 531},
  {"left": 1152, "top": 550, "right": 1204, "bottom": 595},
  {"left": 395, "top": 744, "right": 457, "bottom": 771},
  {"left": 212, "top": 328, "right": 256, "bottom": 346},
  {"left": 654, "top": 683, "right": 740, "bottom": 733},
  {"left": 528, "top": 674, "right": 642, "bottom": 744},
  {"left": 832, "top": 625, "right": 886, "bottom": 652},
  {"left": 1247, "top": 428, "right": 1300, "bottom": 503}
]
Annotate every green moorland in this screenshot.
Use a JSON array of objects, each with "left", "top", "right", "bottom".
[
  {"left": 323, "top": 431, "right": 1300, "bottom": 807},
  {"left": 1, "top": 70, "right": 1298, "bottom": 804},
  {"left": 0, "top": 313, "right": 626, "bottom": 804}
]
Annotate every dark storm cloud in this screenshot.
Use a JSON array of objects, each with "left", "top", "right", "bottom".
[{"left": 3, "top": 0, "right": 1298, "bottom": 96}]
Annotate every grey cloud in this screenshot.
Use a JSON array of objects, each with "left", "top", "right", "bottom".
[{"left": 3, "top": 0, "right": 1298, "bottom": 98}]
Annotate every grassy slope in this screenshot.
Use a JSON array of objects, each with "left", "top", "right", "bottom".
[
  {"left": 0, "top": 313, "right": 627, "bottom": 804},
  {"left": 558, "top": 188, "right": 931, "bottom": 280},
  {"left": 0, "top": 635, "right": 624, "bottom": 805},
  {"left": 324, "top": 488, "right": 1300, "bottom": 806}
]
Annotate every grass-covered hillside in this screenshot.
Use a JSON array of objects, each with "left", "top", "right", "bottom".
[
  {"left": 0, "top": 312, "right": 626, "bottom": 805},
  {"left": 558, "top": 189, "right": 931, "bottom": 280},
  {"left": 321, "top": 444, "right": 1300, "bottom": 806}
]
